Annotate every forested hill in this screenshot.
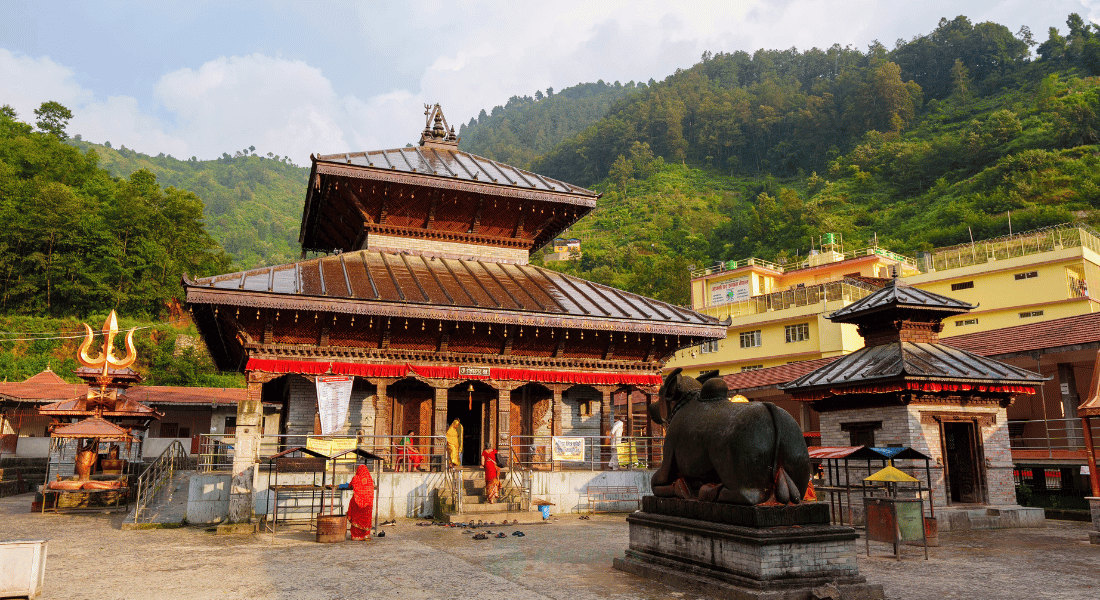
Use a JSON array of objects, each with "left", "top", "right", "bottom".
[
  {"left": 457, "top": 80, "right": 639, "bottom": 167},
  {"left": 523, "top": 14, "right": 1100, "bottom": 305},
  {"left": 69, "top": 140, "right": 309, "bottom": 269}
]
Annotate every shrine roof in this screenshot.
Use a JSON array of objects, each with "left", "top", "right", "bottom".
[
  {"left": 778, "top": 341, "right": 1046, "bottom": 393},
  {"left": 827, "top": 280, "right": 973, "bottom": 324},
  {"left": 0, "top": 372, "right": 85, "bottom": 402},
  {"left": 51, "top": 416, "right": 133, "bottom": 440},
  {"left": 184, "top": 249, "right": 724, "bottom": 335},
  {"left": 38, "top": 395, "right": 162, "bottom": 418},
  {"left": 312, "top": 147, "right": 597, "bottom": 204}
]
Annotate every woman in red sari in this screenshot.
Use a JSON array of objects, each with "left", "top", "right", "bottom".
[
  {"left": 397, "top": 430, "right": 423, "bottom": 472},
  {"left": 481, "top": 446, "right": 501, "bottom": 504},
  {"left": 347, "top": 464, "right": 374, "bottom": 541}
]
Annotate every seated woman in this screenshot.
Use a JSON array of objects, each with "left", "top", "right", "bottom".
[{"left": 397, "top": 430, "right": 423, "bottom": 472}]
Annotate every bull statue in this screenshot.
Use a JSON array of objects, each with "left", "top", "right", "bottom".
[{"left": 649, "top": 368, "right": 811, "bottom": 505}]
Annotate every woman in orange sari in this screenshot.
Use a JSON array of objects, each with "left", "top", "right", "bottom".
[
  {"left": 481, "top": 446, "right": 502, "bottom": 504},
  {"left": 398, "top": 430, "right": 423, "bottom": 472},
  {"left": 347, "top": 464, "right": 374, "bottom": 541}
]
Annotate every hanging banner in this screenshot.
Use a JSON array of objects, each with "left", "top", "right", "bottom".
[
  {"left": 551, "top": 437, "right": 584, "bottom": 462},
  {"left": 709, "top": 276, "right": 751, "bottom": 306},
  {"left": 315, "top": 375, "right": 354, "bottom": 435}
]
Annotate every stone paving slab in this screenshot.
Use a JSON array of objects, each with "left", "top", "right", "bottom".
[{"left": 1, "top": 492, "right": 1097, "bottom": 600}]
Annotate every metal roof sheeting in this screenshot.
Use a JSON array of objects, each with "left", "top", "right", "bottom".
[{"left": 828, "top": 281, "right": 973, "bottom": 323}]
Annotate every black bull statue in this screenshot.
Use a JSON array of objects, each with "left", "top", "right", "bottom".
[{"left": 649, "top": 369, "right": 811, "bottom": 505}]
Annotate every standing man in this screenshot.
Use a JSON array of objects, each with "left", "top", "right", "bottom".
[{"left": 609, "top": 418, "right": 624, "bottom": 470}]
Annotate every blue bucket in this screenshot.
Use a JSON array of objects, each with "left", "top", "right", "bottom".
[{"left": 539, "top": 504, "right": 550, "bottom": 519}]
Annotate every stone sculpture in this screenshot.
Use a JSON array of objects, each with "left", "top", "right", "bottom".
[{"left": 649, "top": 369, "right": 811, "bottom": 505}]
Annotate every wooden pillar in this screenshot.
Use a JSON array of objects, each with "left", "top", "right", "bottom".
[
  {"left": 497, "top": 382, "right": 512, "bottom": 462},
  {"left": 600, "top": 387, "right": 612, "bottom": 466},
  {"left": 433, "top": 386, "right": 448, "bottom": 465},
  {"left": 1084, "top": 415, "right": 1100, "bottom": 498},
  {"left": 551, "top": 386, "right": 563, "bottom": 437}
]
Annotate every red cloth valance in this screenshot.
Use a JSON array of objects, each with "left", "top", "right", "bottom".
[
  {"left": 791, "top": 380, "right": 1037, "bottom": 402},
  {"left": 245, "top": 358, "right": 659, "bottom": 386}
]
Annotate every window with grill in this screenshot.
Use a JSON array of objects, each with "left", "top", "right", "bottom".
[
  {"left": 1014, "top": 271, "right": 1038, "bottom": 281},
  {"left": 739, "top": 330, "right": 762, "bottom": 348},
  {"left": 955, "top": 318, "right": 978, "bottom": 327},
  {"left": 784, "top": 323, "right": 810, "bottom": 343},
  {"left": 1019, "top": 310, "right": 1044, "bottom": 318},
  {"left": 951, "top": 281, "right": 974, "bottom": 291},
  {"left": 841, "top": 421, "right": 881, "bottom": 447},
  {"left": 159, "top": 423, "right": 179, "bottom": 438},
  {"left": 700, "top": 340, "right": 720, "bottom": 353},
  {"left": 740, "top": 365, "right": 763, "bottom": 372}
]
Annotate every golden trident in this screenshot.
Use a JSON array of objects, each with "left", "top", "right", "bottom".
[
  {"left": 77, "top": 310, "right": 137, "bottom": 376},
  {"left": 77, "top": 311, "right": 137, "bottom": 413}
]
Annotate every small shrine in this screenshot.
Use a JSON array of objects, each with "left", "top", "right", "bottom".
[
  {"left": 37, "top": 311, "right": 161, "bottom": 510},
  {"left": 780, "top": 278, "right": 1046, "bottom": 521}
]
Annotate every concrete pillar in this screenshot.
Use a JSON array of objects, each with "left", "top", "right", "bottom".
[
  {"left": 1058, "top": 363, "right": 1083, "bottom": 446},
  {"left": 600, "top": 387, "right": 612, "bottom": 466},
  {"left": 229, "top": 376, "right": 264, "bottom": 523}
]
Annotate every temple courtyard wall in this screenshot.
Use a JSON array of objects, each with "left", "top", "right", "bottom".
[{"left": 186, "top": 468, "right": 654, "bottom": 524}]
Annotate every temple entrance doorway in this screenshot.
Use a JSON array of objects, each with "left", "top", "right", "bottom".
[
  {"left": 943, "top": 421, "right": 982, "bottom": 504},
  {"left": 509, "top": 383, "right": 552, "bottom": 467},
  {"left": 447, "top": 381, "right": 496, "bottom": 466},
  {"left": 391, "top": 378, "right": 434, "bottom": 461}
]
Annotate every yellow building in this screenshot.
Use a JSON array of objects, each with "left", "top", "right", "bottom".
[
  {"left": 666, "top": 237, "right": 920, "bottom": 378},
  {"left": 667, "top": 223, "right": 1100, "bottom": 380},
  {"left": 906, "top": 224, "right": 1100, "bottom": 338}
]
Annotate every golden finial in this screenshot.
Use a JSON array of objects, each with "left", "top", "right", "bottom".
[{"left": 77, "top": 310, "right": 137, "bottom": 376}]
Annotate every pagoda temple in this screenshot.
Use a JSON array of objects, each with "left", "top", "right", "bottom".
[
  {"left": 184, "top": 105, "right": 726, "bottom": 514},
  {"left": 780, "top": 278, "right": 1046, "bottom": 511}
]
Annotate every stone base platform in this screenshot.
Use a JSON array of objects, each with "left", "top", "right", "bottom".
[{"left": 614, "top": 498, "right": 883, "bottom": 600}]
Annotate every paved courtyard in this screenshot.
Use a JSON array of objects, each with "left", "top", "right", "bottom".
[{"left": 1, "top": 493, "right": 1097, "bottom": 600}]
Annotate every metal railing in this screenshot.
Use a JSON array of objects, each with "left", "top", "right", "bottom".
[
  {"left": 701, "top": 278, "right": 879, "bottom": 319},
  {"left": 927, "top": 223, "right": 1100, "bottom": 273},
  {"left": 196, "top": 434, "right": 448, "bottom": 473},
  {"left": 690, "top": 247, "right": 917, "bottom": 279},
  {"left": 507, "top": 435, "right": 664, "bottom": 471},
  {"left": 132, "top": 440, "right": 187, "bottom": 523},
  {"left": 1008, "top": 418, "right": 1096, "bottom": 456}
]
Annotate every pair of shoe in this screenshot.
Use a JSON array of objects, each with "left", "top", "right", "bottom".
[
  {"left": 579, "top": 515, "right": 590, "bottom": 520},
  {"left": 512, "top": 531, "right": 525, "bottom": 537},
  {"left": 380, "top": 519, "right": 396, "bottom": 526},
  {"left": 473, "top": 533, "right": 488, "bottom": 540},
  {"left": 377, "top": 531, "right": 386, "bottom": 538},
  {"left": 495, "top": 532, "right": 506, "bottom": 538}
]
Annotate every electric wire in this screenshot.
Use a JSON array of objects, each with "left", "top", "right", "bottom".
[{"left": 0, "top": 318, "right": 189, "bottom": 342}]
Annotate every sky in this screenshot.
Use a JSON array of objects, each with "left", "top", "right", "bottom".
[{"left": 2, "top": 0, "right": 1098, "bottom": 165}]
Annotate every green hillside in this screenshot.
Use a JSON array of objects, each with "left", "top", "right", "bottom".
[
  {"left": 69, "top": 140, "right": 309, "bottom": 269},
  {"left": 458, "top": 80, "right": 640, "bottom": 167},
  {"left": 520, "top": 15, "right": 1100, "bottom": 304}
]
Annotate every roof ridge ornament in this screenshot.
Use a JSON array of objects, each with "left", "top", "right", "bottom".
[{"left": 420, "top": 103, "right": 460, "bottom": 148}]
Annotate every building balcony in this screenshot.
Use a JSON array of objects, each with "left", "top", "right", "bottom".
[
  {"left": 700, "top": 279, "right": 880, "bottom": 320},
  {"left": 922, "top": 223, "right": 1100, "bottom": 273}
]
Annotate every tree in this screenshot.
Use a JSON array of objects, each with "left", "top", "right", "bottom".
[
  {"left": 34, "top": 101, "right": 73, "bottom": 139},
  {"left": 1037, "top": 27, "right": 1067, "bottom": 62},
  {"left": 0, "top": 105, "right": 15, "bottom": 120}
]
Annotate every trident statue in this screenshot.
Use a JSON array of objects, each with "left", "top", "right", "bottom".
[{"left": 77, "top": 310, "right": 138, "bottom": 412}]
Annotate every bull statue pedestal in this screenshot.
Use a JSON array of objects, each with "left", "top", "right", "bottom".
[
  {"left": 613, "top": 370, "right": 883, "bottom": 599},
  {"left": 614, "top": 497, "right": 883, "bottom": 600}
]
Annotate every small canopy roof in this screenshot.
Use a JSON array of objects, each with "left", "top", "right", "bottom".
[
  {"left": 331, "top": 448, "right": 384, "bottom": 462},
  {"left": 827, "top": 279, "right": 974, "bottom": 324},
  {"left": 807, "top": 446, "right": 931, "bottom": 461},
  {"left": 865, "top": 464, "right": 919, "bottom": 483},
  {"left": 50, "top": 416, "right": 133, "bottom": 441}
]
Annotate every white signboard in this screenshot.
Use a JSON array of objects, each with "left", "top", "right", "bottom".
[
  {"left": 316, "top": 375, "right": 354, "bottom": 435},
  {"left": 709, "top": 276, "right": 751, "bottom": 306},
  {"left": 551, "top": 437, "right": 585, "bottom": 462}
]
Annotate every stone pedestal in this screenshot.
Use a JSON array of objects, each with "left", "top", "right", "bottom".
[
  {"left": 1088, "top": 498, "right": 1100, "bottom": 545},
  {"left": 614, "top": 497, "right": 883, "bottom": 600}
]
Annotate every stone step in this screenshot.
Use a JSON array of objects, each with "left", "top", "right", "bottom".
[
  {"left": 444, "top": 510, "right": 545, "bottom": 524},
  {"left": 460, "top": 502, "right": 521, "bottom": 513}
]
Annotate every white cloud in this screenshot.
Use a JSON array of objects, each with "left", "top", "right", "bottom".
[{"left": 0, "top": 49, "right": 92, "bottom": 121}]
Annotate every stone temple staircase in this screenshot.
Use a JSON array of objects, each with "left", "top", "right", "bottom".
[{"left": 443, "top": 468, "right": 542, "bottom": 524}]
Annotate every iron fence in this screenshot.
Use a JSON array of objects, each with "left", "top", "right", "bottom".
[
  {"left": 196, "top": 434, "right": 448, "bottom": 473},
  {"left": 1008, "top": 417, "right": 1096, "bottom": 456}
]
